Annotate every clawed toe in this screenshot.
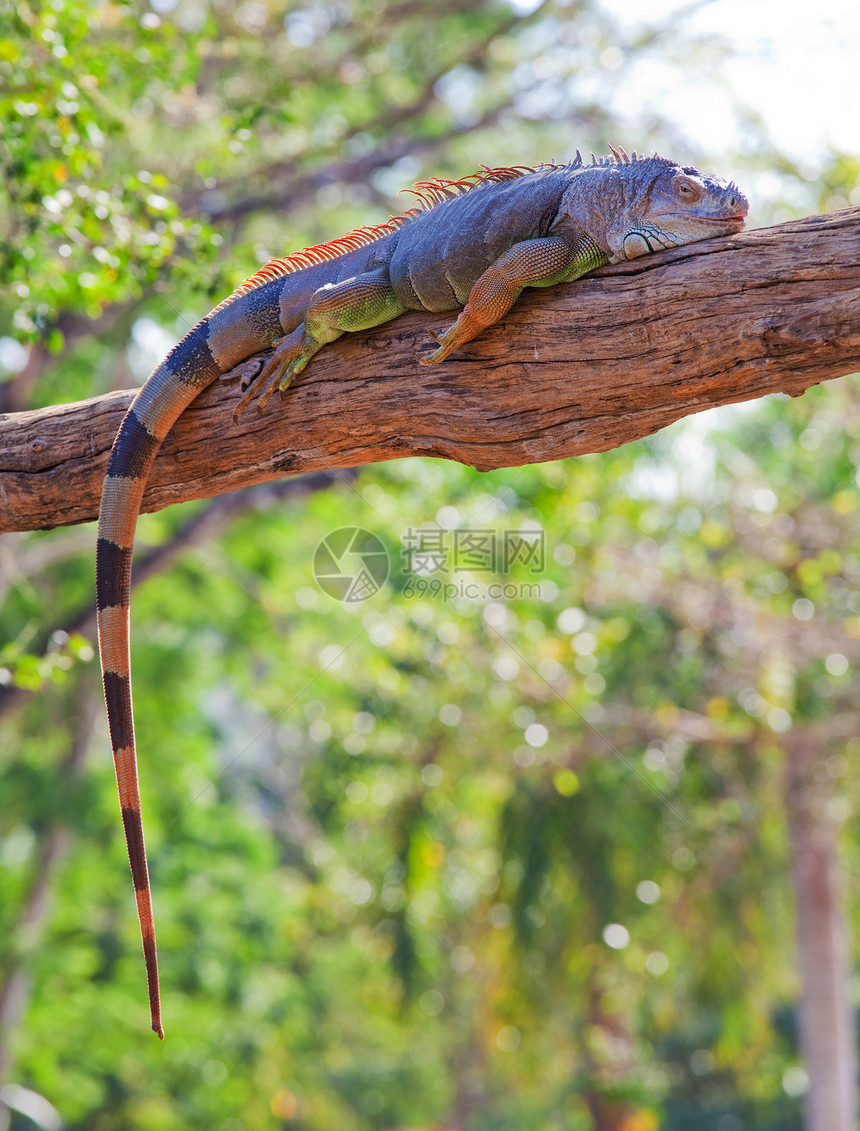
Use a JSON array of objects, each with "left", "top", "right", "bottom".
[
  {"left": 416, "top": 326, "right": 449, "bottom": 366},
  {"left": 233, "top": 360, "right": 283, "bottom": 421},
  {"left": 232, "top": 335, "right": 302, "bottom": 420}
]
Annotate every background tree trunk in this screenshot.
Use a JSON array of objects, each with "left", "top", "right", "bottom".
[{"left": 786, "top": 733, "right": 858, "bottom": 1131}]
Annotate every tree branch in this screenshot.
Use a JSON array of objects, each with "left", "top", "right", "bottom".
[{"left": 2, "top": 209, "right": 859, "bottom": 535}]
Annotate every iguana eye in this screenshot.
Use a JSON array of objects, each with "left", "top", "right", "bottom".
[{"left": 673, "top": 175, "right": 704, "bottom": 203}]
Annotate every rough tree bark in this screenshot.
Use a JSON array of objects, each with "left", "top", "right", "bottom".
[{"left": 1, "top": 208, "right": 858, "bottom": 535}]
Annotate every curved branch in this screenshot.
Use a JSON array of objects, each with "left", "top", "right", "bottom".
[{"left": 2, "top": 209, "right": 859, "bottom": 535}]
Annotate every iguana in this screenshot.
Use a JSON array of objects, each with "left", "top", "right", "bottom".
[{"left": 96, "top": 146, "right": 748, "bottom": 1037}]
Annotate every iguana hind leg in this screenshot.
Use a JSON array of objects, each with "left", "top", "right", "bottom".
[
  {"left": 234, "top": 268, "right": 405, "bottom": 418},
  {"left": 419, "top": 235, "right": 604, "bottom": 365}
]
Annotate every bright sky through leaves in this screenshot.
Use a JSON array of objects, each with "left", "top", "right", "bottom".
[{"left": 597, "top": 0, "right": 860, "bottom": 158}]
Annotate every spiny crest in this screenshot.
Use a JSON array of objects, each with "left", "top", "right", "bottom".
[
  {"left": 577, "top": 144, "right": 673, "bottom": 169},
  {"left": 214, "top": 164, "right": 556, "bottom": 309},
  {"left": 402, "top": 164, "right": 553, "bottom": 208},
  {"left": 212, "top": 210, "right": 421, "bottom": 310}
]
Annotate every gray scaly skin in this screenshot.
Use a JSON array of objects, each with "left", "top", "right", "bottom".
[{"left": 96, "top": 146, "right": 748, "bottom": 1036}]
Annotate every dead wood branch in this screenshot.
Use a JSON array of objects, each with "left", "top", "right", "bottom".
[{"left": 2, "top": 208, "right": 859, "bottom": 535}]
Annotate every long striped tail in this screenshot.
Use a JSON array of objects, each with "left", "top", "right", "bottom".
[{"left": 96, "top": 325, "right": 224, "bottom": 1038}]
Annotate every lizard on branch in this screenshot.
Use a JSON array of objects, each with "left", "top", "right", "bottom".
[{"left": 95, "top": 146, "right": 748, "bottom": 1037}]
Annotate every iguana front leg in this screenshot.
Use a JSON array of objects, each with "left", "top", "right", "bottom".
[
  {"left": 234, "top": 267, "right": 406, "bottom": 418},
  {"left": 419, "top": 235, "right": 607, "bottom": 365}
]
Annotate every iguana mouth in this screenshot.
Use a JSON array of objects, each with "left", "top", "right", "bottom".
[
  {"left": 656, "top": 213, "right": 746, "bottom": 226},
  {"left": 685, "top": 213, "right": 747, "bottom": 226},
  {"left": 704, "top": 214, "right": 746, "bottom": 225}
]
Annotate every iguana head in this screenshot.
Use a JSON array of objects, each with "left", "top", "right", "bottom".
[
  {"left": 614, "top": 159, "right": 748, "bottom": 262},
  {"left": 605, "top": 153, "right": 748, "bottom": 263},
  {"left": 564, "top": 149, "right": 749, "bottom": 265}
]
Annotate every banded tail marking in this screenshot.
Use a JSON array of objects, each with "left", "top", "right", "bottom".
[{"left": 97, "top": 326, "right": 223, "bottom": 1039}]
